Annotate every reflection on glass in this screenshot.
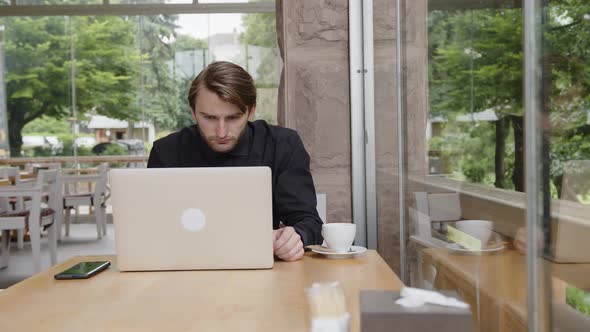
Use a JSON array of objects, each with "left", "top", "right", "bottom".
[
  {"left": 408, "top": 1, "right": 590, "bottom": 331},
  {"left": 15, "top": 0, "right": 102, "bottom": 4}
]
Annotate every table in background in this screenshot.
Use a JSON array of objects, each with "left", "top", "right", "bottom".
[
  {"left": 0, "top": 250, "right": 403, "bottom": 332},
  {"left": 422, "top": 248, "right": 590, "bottom": 332}
]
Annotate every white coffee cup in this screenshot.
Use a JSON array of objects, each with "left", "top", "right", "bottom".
[
  {"left": 454, "top": 220, "right": 493, "bottom": 244},
  {"left": 322, "top": 223, "right": 356, "bottom": 252}
]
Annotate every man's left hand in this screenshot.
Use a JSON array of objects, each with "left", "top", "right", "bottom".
[{"left": 273, "top": 226, "right": 304, "bottom": 262}]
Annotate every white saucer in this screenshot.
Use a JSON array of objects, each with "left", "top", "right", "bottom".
[
  {"left": 311, "top": 245, "right": 367, "bottom": 259},
  {"left": 446, "top": 243, "right": 505, "bottom": 255}
]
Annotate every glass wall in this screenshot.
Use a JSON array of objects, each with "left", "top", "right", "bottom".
[
  {"left": 0, "top": 8, "right": 279, "bottom": 159},
  {"left": 377, "top": 0, "right": 590, "bottom": 331}
]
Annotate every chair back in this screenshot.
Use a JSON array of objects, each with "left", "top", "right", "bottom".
[
  {"left": 0, "top": 167, "right": 23, "bottom": 211},
  {"left": 415, "top": 192, "right": 461, "bottom": 222},
  {"left": 316, "top": 193, "right": 327, "bottom": 223},
  {"left": 25, "top": 162, "right": 61, "bottom": 175},
  {"left": 93, "top": 163, "right": 109, "bottom": 205},
  {"left": 36, "top": 169, "right": 61, "bottom": 214},
  {"left": 0, "top": 167, "right": 21, "bottom": 184}
]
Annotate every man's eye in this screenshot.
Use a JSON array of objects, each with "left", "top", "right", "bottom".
[{"left": 205, "top": 116, "right": 216, "bottom": 120}]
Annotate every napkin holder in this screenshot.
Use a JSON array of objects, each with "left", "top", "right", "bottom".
[{"left": 360, "top": 290, "right": 472, "bottom": 332}]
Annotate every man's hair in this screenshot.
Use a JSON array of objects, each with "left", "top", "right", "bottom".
[{"left": 188, "top": 61, "right": 256, "bottom": 113}]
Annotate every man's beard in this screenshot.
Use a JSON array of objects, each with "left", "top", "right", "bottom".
[{"left": 196, "top": 122, "right": 247, "bottom": 153}]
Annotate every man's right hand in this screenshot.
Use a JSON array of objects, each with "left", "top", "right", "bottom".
[{"left": 273, "top": 227, "right": 304, "bottom": 262}]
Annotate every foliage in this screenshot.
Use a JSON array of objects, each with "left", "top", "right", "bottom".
[
  {"left": 174, "top": 34, "right": 208, "bottom": 52},
  {"left": 132, "top": 15, "right": 178, "bottom": 131},
  {"left": 22, "top": 116, "right": 71, "bottom": 135},
  {"left": 429, "top": 9, "right": 523, "bottom": 119},
  {"left": 240, "top": 11, "right": 280, "bottom": 124},
  {"left": 3, "top": 7, "right": 280, "bottom": 155},
  {"left": 56, "top": 134, "right": 93, "bottom": 157},
  {"left": 3, "top": 16, "right": 139, "bottom": 156},
  {"left": 566, "top": 285, "right": 590, "bottom": 315},
  {"left": 428, "top": 2, "right": 590, "bottom": 194},
  {"left": 98, "top": 143, "right": 127, "bottom": 156}
]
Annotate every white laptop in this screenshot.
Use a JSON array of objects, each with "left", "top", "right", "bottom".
[{"left": 110, "top": 167, "right": 274, "bottom": 271}]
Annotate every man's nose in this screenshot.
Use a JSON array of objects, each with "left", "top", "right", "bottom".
[{"left": 216, "top": 120, "right": 228, "bottom": 138}]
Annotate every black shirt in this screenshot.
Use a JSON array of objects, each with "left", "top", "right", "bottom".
[{"left": 147, "top": 120, "right": 323, "bottom": 246}]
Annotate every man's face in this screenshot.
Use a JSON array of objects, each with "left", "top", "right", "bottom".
[{"left": 192, "top": 87, "right": 255, "bottom": 153}]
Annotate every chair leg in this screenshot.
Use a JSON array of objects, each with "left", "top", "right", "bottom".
[
  {"left": 65, "top": 208, "right": 71, "bottom": 237},
  {"left": 47, "top": 220, "right": 57, "bottom": 266},
  {"left": 55, "top": 209, "right": 63, "bottom": 242},
  {"left": 17, "top": 229, "right": 24, "bottom": 249},
  {"left": 101, "top": 207, "right": 107, "bottom": 236},
  {"left": 29, "top": 222, "right": 42, "bottom": 273},
  {"left": 1, "top": 230, "right": 10, "bottom": 269},
  {"left": 95, "top": 206, "right": 102, "bottom": 239}
]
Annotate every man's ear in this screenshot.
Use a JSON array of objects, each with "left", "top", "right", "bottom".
[{"left": 247, "top": 104, "right": 257, "bottom": 121}]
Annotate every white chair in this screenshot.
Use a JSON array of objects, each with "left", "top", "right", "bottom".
[
  {"left": 411, "top": 191, "right": 461, "bottom": 289},
  {"left": 414, "top": 191, "right": 461, "bottom": 231},
  {"left": 24, "top": 162, "right": 62, "bottom": 174},
  {"left": 61, "top": 163, "right": 109, "bottom": 239},
  {"left": 0, "top": 170, "right": 59, "bottom": 273},
  {"left": 316, "top": 193, "right": 327, "bottom": 223},
  {"left": 0, "top": 167, "right": 27, "bottom": 249}
]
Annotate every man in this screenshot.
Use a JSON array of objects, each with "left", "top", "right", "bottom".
[{"left": 147, "top": 61, "right": 323, "bottom": 261}]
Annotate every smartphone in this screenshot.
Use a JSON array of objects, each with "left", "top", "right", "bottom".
[{"left": 54, "top": 261, "right": 111, "bottom": 280}]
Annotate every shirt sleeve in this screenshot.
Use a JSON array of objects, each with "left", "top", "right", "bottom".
[{"left": 274, "top": 132, "right": 324, "bottom": 246}]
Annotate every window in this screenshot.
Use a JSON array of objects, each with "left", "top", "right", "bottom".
[{"left": 0, "top": 3, "right": 279, "bottom": 158}]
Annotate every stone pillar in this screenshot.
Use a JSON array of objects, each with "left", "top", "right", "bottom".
[
  {"left": 276, "top": 0, "right": 428, "bottom": 275},
  {"left": 277, "top": 0, "right": 352, "bottom": 225}
]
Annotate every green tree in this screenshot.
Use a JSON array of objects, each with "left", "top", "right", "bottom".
[
  {"left": 241, "top": 12, "right": 279, "bottom": 85},
  {"left": 133, "top": 15, "right": 178, "bottom": 131},
  {"left": 170, "top": 34, "right": 208, "bottom": 129},
  {"left": 4, "top": 16, "right": 139, "bottom": 156},
  {"left": 430, "top": 8, "right": 524, "bottom": 189},
  {"left": 241, "top": 11, "right": 279, "bottom": 124},
  {"left": 174, "top": 34, "right": 208, "bottom": 52},
  {"left": 429, "top": 2, "right": 590, "bottom": 193},
  {"left": 22, "top": 116, "right": 71, "bottom": 135}
]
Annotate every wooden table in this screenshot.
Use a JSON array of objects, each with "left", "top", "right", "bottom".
[
  {"left": 19, "top": 171, "right": 36, "bottom": 180},
  {"left": 422, "top": 248, "right": 590, "bottom": 332},
  {"left": 61, "top": 167, "right": 99, "bottom": 175},
  {"left": 0, "top": 251, "right": 403, "bottom": 331}
]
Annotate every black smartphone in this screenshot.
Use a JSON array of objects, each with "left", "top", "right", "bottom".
[{"left": 54, "top": 261, "right": 111, "bottom": 280}]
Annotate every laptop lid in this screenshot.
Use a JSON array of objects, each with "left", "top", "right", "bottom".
[{"left": 110, "top": 167, "right": 274, "bottom": 271}]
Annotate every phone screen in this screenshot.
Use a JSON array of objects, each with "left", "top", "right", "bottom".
[{"left": 55, "top": 261, "right": 110, "bottom": 279}]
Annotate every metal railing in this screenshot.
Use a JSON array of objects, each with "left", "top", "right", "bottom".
[{"left": 0, "top": 155, "right": 148, "bottom": 167}]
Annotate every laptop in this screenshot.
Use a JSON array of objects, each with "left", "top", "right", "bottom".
[{"left": 110, "top": 167, "right": 274, "bottom": 271}]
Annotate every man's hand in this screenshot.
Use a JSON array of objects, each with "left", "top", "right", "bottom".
[{"left": 273, "top": 226, "right": 304, "bottom": 262}]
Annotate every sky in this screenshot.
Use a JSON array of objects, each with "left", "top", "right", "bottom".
[
  {"left": 176, "top": 0, "right": 253, "bottom": 40},
  {"left": 177, "top": 13, "right": 245, "bottom": 40}
]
